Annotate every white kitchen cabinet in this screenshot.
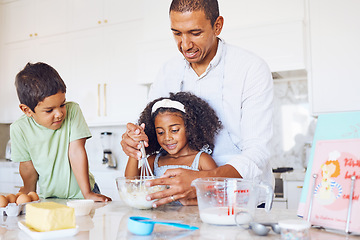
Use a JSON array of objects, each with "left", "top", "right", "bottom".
[
  {"left": 1, "top": 0, "right": 70, "bottom": 43},
  {"left": 0, "top": 35, "right": 72, "bottom": 123},
  {"left": 69, "top": 0, "right": 143, "bottom": 32},
  {"left": 282, "top": 171, "right": 306, "bottom": 209},
  {"left": 66, "top": 22, "right": 148, "bottom": 126},
  {"left": 308, "top": 0, "right": 360, "bottom": 114},
  {"left": 219, "top": 0, "right": 306, "bottom": 72},
  {"left": 283, "top": 180, "right": 304, "bottom": 209},
  {"left": 0, "top": 162, "right": 22, "bottom": 194},
  {"left": 222, "top": 21, "right": 306, "bottom": 72}
]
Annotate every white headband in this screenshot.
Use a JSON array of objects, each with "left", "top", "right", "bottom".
[{"left": 151, "top": 99, "right": 186, "bottom": 114}]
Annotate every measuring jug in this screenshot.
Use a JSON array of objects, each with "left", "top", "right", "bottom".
[{"left": 191, "top": 178, "right": 273, "bottom": 225}]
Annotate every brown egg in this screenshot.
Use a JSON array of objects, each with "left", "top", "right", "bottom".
[
  {"left": 0, "top": 195, "right": 9, "bottom": 207},
  {"left": 28, "top": 192, "right": 39, "bottom": 201},
  {"left": 16, "top": 193, "right": 32, "bottom": 205},
  {"left": 15, "top": 192, "right": 24, "bottom": 198},
  {"left": 6, "top": 194, "right": 17, "bottom": 203}
]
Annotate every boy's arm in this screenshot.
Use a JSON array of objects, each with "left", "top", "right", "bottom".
[
  {"left": 68, "top": 138, "right": 111, "bottom": 202},
  {"left": 19, "top": 161, "right": 38, "bottom": 193}
]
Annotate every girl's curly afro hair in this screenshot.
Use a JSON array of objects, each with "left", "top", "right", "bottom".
[{"left": 138, "top": 92, "right": 222, "bottom": 155}]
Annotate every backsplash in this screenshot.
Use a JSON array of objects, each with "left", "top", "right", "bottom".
[{"left": 270, "top": 76, "right": 316, "bottom": 170}]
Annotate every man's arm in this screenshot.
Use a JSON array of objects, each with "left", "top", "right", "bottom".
[
  {"left": 19, "top": 161, "right": 38, "bottom": 193},
  {"left": 68, "top": 138, "right": 111, "bottom": 202}
]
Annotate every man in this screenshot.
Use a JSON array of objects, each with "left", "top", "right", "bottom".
[{"left": 121, "top": 0, "right": 273, "bottom": 207}]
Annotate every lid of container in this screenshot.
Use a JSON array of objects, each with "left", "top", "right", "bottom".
[{"left": 278, "top": 219, "right": 311, "bottom": 231}]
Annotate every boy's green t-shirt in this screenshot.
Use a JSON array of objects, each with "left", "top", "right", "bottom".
[{"left": 10, "top": 102, "right": 95, "bottom": 199}]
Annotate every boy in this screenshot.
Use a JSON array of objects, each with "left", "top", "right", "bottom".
[{"left": 10, "top": 62, "right": 111, "bottom": 202}]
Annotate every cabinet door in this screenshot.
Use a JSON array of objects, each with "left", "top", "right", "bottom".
[
  {"left": 66, "top": 28, "right": 104, "bottom": 124},
  {"left": 0, "top": 42, "right": 40, "bottom": 123},
  {"left": 2, "top": 0, "right": 36, "bottom": 43},
  {"left": 309, "top": 0, "right": 360, "bottom": 114},
  {"left": 284, "top": 180, "right": 304, "bottom": 209},
  {"left": 0, "top": 36, "right": 71, "bottom": 123},
  {"left": 2, "top": 0, "right": 69, "bottom": 43},
  {"left": 103, "top": 0, "right": 143, "bottom": 24},
  {"left": 70, "top": 0, "right": 143, "bottom": 33},
  {"left": 70, "top": 0, "right": 103, "bottom": 31},
  {"left": 67, "top": 22, "right": 147, "bottom": 126}
]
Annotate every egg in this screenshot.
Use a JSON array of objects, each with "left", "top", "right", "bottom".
[
  {"left": 15, "top": 192, "right": 24, "bottom": 198},
  {"left": 0, "top": 195, "right": 9, "bottom": 207},
  {"left": 16, "top": 193, "right": 32, "bottom": 205},
  {"left": 6, "top": 194, "right": 17, "bottom": 203},
  {"left": 28, "top": 191, "right": 39, "bottom": 201}
]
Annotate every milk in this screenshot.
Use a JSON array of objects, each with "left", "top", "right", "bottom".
[{"left": 199, "top": 207, "right": 252, "bottom": 225}]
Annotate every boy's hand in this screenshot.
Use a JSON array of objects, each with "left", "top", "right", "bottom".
[{"left": 84, "top": 192, "right": 112, "bottom": 202}]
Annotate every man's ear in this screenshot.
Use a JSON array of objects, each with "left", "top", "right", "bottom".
[
  {"left": 213, "top": 16, "right": 224, "bottom": 36},
  {"left": 19, "top": 104, "right": 33, "bottom": 117}
]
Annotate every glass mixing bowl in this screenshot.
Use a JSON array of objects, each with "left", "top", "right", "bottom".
[{"left": 116, "top": 176, "right": 166, "bottom": 209}]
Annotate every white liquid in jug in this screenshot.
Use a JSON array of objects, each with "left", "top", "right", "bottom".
[{"left": 200, "top": 207, "right": 252, "bottom": 225}]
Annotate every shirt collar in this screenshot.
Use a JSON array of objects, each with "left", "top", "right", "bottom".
[{"left": 184, "top": 38, "right": 224, "bottom": 76}]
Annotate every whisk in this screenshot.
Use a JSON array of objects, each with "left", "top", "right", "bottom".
[{"left": 138, "top": 141, "right": 154, "bottom": 182}]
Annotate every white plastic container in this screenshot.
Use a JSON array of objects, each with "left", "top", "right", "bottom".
[
  {"left": 278, "top": 219, "right": 311, "bottom": 240},
  {"left": 67, "top": 200, "right": 94, "bottom": 216}
]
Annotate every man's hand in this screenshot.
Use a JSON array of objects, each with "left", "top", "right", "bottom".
[
  {"left": 145, "top": 164, "right": 242, "bottom": 207},
  {"left": 120, "top": 123, "right": 148, "bottom": 160},
  {"left": 145, "top": 168, "right": 204, "bottom": 207}
]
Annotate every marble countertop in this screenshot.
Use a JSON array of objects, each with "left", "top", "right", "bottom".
[{"left": 0, "top": 199, "right": 358, "bottom": 240}]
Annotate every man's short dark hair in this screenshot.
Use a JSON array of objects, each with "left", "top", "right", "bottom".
[
  {"left": 170, "top": 0, "right": 220, "bottom": 26},
  {"left": 15, "top": 62, "right": 66, "bottom": 112}
]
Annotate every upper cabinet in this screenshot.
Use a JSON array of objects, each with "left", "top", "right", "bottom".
[
  {"left": 219, "top": 0, "right": 306, "bottom": 73},
  {"left": 0, "top": 0, "right": 147, "bottom": 125},
  {"left": 2, "top": 0, "right": 70, "bottom": 43},
  {"left": 308, "top": 0, "right": 360, "bottom": 114},
  {"left": 69, "top": 0, "right": 142, "bottom": 32},
  {"left": 66, "top": 22, "right": 148, "bottom": 126}
]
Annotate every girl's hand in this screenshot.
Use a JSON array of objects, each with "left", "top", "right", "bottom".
[{"left": 83, "top": 192, "right": 112, "bottom": 202}]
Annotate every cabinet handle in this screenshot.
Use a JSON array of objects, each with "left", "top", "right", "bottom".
[
  {"left": 103, "top": 83, "right": 107, "bottom": 116},
  {"left": 13, "top": 172, "right": 20, "bottom": 174},
  {"left": 297, "top": 186, "right": 303, "bottom": 188},
  {"left": 14, "top": 186, "right": 22, "bottom": 189},
  {"left": 97, "top": 84, "right": 101, "bottom": 116}
]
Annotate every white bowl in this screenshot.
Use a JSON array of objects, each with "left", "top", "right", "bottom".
[
  {"left": 116, "top": 176, "right": 166, "bottom": 210},
  {"left": 66, "top": 200, "right": 94, "bottom": 216}
]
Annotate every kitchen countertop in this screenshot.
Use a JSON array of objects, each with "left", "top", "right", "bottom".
[{"left": 1, "top": 199, "right": 359, "bottom": 240}]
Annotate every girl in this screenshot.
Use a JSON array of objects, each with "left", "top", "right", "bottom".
[{"left": 125, "top": 92, "right": 222, "bottom": 177}]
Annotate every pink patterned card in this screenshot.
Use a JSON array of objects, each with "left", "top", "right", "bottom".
[{"left": 302, "top": 139, "right": 360, "bottom": 233}]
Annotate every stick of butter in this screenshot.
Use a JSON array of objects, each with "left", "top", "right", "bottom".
[{"left": 26, "top": 202, "right": 75, "bottom": 232}]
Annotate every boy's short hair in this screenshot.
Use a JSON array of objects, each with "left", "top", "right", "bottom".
[
  {"left": 15, "top": 62, "right": 66, "bottom": 112},
  {"left": 170, "top": 0, "right": 220, "bottom": 26}
]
